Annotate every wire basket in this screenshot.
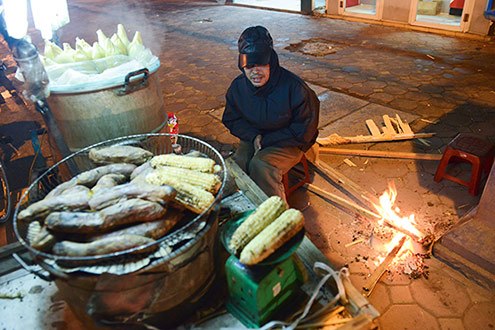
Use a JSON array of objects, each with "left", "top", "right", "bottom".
[{"left": 13, "top": 133, "right": 227, "bottom": 267}]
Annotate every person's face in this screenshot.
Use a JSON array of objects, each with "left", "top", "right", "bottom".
[{"left": 244, "top": 64, "right": 270, "bottom": 87}]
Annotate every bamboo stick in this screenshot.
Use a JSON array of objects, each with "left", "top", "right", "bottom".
[
  {"left": 362, "top": 235, "right": 406, "bottom": 296},
  {"left": 319, "top": 147, "right": 443, "bottom": 161}
]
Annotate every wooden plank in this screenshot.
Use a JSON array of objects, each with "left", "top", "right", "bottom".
[
  {"left": 319, "top": 147, "right": 443, "bottom": 161},
  {"left": 396, "top": 114, "right": 413, "bottom": 134},
  {"left": 311, "top": 160, "right": 378, "bottom": 208},
  {"left": 305, "top": 183, "right": 380, "bottom": 219},
  {"left": 389, "top": 117, "right": 402, "bottom": 134},
  {"left": 365, "top": 120, "right": 381, "bottom": 137},
  {"left": 316, "top": 132, "right": 435, "bottom": 146},
  {"left": 362, "top": 236, "right": 406, "bottom": 296},
  {"left": 226, "top": 157, "right": 268, "bottom": 205},
  {"left": 380, "top": 126, "right": 390, "bottom": 135},
  {"left": 382, "top": 115, "right": 396, "bottom": 136}
]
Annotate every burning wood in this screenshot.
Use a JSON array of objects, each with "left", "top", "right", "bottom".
[
  {"left": 362, "top": 235, "right": 406, "bottom": 296},
  {"left": 305, "top": 177, "right": 431, "bottom": 245},
  {"left": 305, "top": 156, "right": 433, "bottom": 281}
]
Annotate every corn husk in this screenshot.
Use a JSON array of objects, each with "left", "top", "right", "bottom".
[
  {"left": 75, "top": 37, "right": 93, "bottom": 58},
  {"left": 117, "top": 24, "right": 130, "bottom": 47},
  {"left": 110, "top": 33, "right": 127, "bottom": 55},
  {"left": 53, "top": 43, "right": 76, "bottom": 63},
  {"left": 128, "top": 31, "right": 145, "bottom": 58},
  {"left": 91, "top": 41, "right": 106, "bottom": 59},
  {"left": 43, "top": 41, "right": 63, "bottom": 60}
]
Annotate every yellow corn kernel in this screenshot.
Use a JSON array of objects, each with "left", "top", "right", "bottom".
[
  {"left": 146, "top": 175, "right": 214, "bottom": 214},
  {"left": 150, "top": 154, "right": 216, "bottom": 173},
  {"left": 229, "top": 196, "right": 287, "bottom": 255},
  {"left": 240, "top": 208, "right": 304, "bottom": 265},
  {"left": 147, "top": 166, "right": 221, "bottom": 193}
]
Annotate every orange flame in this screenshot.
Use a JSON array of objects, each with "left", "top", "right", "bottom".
[
  {"left": 372, "top": 182, "right": 422, "bottom": 265},
  {"left": 372, "top": 181, "right": 423, "bottom": 240}
]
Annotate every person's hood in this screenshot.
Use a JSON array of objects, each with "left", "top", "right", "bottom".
[
  {"left": 236, "top": 26, "right": 283, "bottom": 95},
  {"left": 237, "top": 26, "right": 273, "bottom": 69}
]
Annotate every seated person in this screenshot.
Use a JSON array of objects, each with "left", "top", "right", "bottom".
[{"left": 222, "top": 26, "right": 320, "bottom": 202}]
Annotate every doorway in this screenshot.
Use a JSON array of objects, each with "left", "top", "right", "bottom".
[
  {"left": 338, "top": 0, "right": 382, "bottom": 19},
  {"left": 231, "top": 0, "right": 326, "bottom": 13},
  {"left": 409, "top": 0, "right": 470, "bottom": 30}
]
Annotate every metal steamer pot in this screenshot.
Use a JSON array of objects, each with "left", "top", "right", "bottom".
[
  {"left": 47, "top": 68, "right": 167, "bottom": 152},
  {"left": 13, "top": 134, "right": 227, "bottom": 326}
]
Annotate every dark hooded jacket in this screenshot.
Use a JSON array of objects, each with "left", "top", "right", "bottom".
[{"left": 222, "top": 49, "right": 319, "bottom": 152}]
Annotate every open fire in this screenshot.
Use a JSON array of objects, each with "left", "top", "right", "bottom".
[{"left": 370, "top": 182, "right": 431, "bottom": 281}]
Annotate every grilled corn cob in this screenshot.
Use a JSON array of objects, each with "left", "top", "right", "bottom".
[
  {"left": 240, "top": 208, "right": 304, "bottom": 265},
  {"left": 229, "top": 196, "right": 287, "bottom": 255},
  {"left": 147, "top": 166, "right": 221, "bottom": 193},
  {"left": 150, "top": 154, "right": 216, "bottom": 173},
  {"left": 146, "top": 175, "right": 215, "bottom": 214}
]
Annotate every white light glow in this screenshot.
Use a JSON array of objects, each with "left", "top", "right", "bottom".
[{"left": 3, "top": 0, "right": 28, "bottom": 39}]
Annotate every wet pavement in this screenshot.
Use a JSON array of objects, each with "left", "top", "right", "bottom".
[{"left": 0, "top": 0, "right": 494, "bottom": 328}]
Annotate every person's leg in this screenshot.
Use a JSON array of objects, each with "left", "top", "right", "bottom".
[
  {"left": 248, "top": 146, "right": 303, "bottom": 202},
  {"left": 233, "top": 140, "right": 255, "bottom": 172}
]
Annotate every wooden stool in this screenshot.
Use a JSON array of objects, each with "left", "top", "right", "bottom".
[
  {"left": 434, "top": 133, "right": 495, "bottom": 196},
  {"left": 282, "top": 154, "right": 311, "bottom": 197}
]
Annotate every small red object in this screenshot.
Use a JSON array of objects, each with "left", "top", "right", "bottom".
[
  {"left": 167, "top": 112, "right": 179, "bottom": 135},
  {"left": 167, "top": 112, "right": 179, "bottom": 145},
  {"left": 434, "top": 133, "right": 494, "bottom": 196},
  {"left": 283, "top": 154, "right": 311, "bottom": 197}
]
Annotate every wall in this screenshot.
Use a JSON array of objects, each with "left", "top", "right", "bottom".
[
  {"left": 382, "top": 0, "right": 411, "bottom": 22},
  {"left": 325, "top": 0, "right": 491, "bottom": 35},
  {"left": 468, "top": 0, "right": 492, "bottom": 34},
  {"left": 326, "top": 0, "right": 340, "bottom": 14}
]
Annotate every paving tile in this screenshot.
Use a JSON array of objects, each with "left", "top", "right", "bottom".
[
  {"left": 380, "top": 304, "right": 440, "bottom": 330},
  {"left": 438, "top": 318, "right": 464, "bottom": 330},
  {"left": 388, "top": 285, "right": 414, "bottom": 304},
  {"left": 409, "top": 269, "right": 471, "bottom": 318},
  {"left": 367, "top": 283, "right": 391, "bottom": 313},
  {"left": 462, "top": 301, "right": 495, "bottom": 329},
  {"left": 317, "top": 90, "right": 368, "bottom": 129}
]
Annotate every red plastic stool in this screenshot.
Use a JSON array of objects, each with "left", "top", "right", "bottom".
[
  {"left": 434, "top": 133, "right": 495, "bottom": 196},
  {"left": 282, "top": 154, "right": 311, "bottom": 197}
]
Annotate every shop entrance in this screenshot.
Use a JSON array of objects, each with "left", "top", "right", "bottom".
[
  {"left": 409, "top": 0, "right": 471, "bottom": 30},
  {"left": 231, "top": 0, "right": 326, "bottom": 13},
  {"left": 338, "top": 0, "right": 383, "bottom": 19}
]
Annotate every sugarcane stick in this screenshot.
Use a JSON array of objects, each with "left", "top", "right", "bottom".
[{"left": 362, "top": 235, "right": 406, "bottom": 296}]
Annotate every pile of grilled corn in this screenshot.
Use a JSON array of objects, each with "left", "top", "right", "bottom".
[
  {"left": 22, "top": 145, "right": 223, "bottom": 259},
  {"left": 229, "top": 196, "right": 305, "bottom": 265}
]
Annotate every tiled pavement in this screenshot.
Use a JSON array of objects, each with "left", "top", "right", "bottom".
[{"left": 1, "top": 0, "right": 494, "bottom": 328}]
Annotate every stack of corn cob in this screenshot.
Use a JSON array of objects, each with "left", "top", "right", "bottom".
[
  {"left": 228, "top": 196, "right": 305, "bottom": 265},
  {"left": 146, "top": 154, "right": 222, "bottom": 214}
]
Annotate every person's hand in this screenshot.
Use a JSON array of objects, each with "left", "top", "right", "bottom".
[{"left": 253, "top": 135, "right": 262, "bottom": 154}]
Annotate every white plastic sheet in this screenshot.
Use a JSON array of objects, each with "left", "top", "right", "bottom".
[{"left": 45, "top": 51, "right": 160, "bottom": 93}]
